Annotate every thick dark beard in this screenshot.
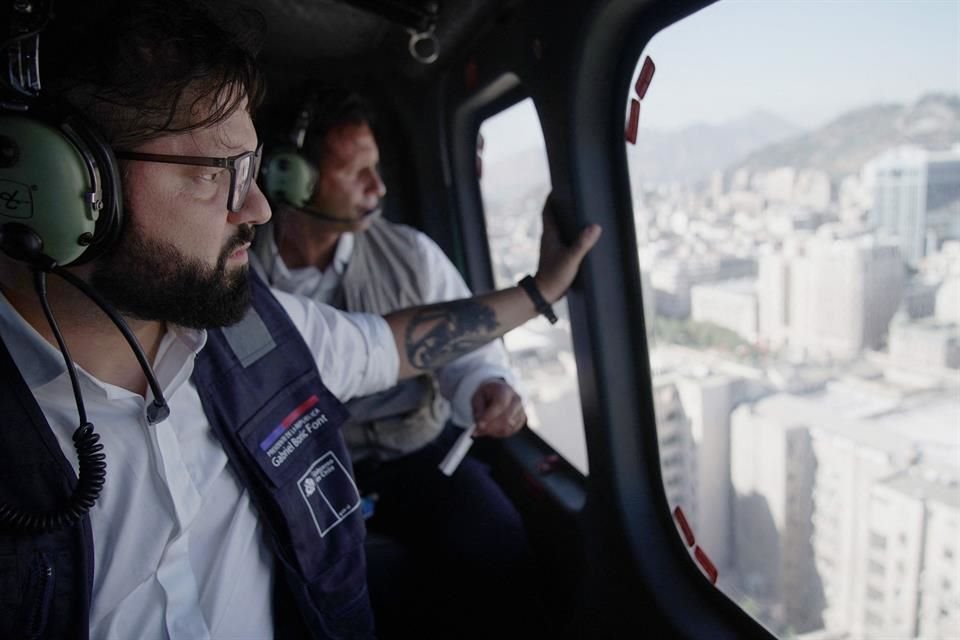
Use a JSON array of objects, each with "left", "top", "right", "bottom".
[{"left": 90, "top": 219, "right": 255, "bottom": 329}]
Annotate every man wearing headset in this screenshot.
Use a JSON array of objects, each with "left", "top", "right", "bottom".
[
  {"left": 0, "top": 2, "right": 600, "bottom": 639},
  {"left": 253, "top": 88, "right": 536, "bottom": 636}
]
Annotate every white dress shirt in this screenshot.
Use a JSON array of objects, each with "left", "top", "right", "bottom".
[
  {"left": 0, "top": 288, "right": 397, "bottom": 640},
  {"left": 258, "top": 224, "right": 515, "bottom": 426}
]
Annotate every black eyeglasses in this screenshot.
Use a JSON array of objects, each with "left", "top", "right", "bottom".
[{"left": 114, "top": 143, "right": 263, "bottom": 213}]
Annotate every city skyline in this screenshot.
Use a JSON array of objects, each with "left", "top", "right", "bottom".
[{"left": 480, "top": 95, "right": 960, "bottom": 640}]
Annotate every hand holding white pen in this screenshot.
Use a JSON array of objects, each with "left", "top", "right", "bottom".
[
  {"left": 438, "top": 424, "right": 476, "bottom": 476},
  {"left": 470, "top": 379, "right": 526, "bottom": 439},
  {"left": 439, "top": 380, "right": 527, "bottom": 476}
]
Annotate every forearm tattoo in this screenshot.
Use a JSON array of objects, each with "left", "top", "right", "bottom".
[{"left": 405, "top": 299, "right": 500, "bottom": 370}]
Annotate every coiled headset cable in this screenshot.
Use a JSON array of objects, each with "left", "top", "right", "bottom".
[
  {"left": 0, "top": 266, "right": 169, "bottom": 533},
  {"left": 50, "top": 265, "right": 170, "bottom": 425}
]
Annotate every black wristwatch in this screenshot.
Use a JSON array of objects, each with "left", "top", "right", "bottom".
[{"left": 518, "top": 275, "right": 558, "bottom": 324}]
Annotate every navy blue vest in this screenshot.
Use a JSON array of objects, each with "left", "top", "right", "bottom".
[{"left": 0, "top": 272, "right": 375, "bottom": 639}]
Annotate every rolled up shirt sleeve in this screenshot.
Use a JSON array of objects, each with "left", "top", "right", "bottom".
[{"left": 271, "top": 287, "right": 399, "bottom": 401}]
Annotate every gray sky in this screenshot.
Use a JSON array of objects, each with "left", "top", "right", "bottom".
[
  {"left": 482, "top": 0, "right": 959, "bottom": 161},
  {"left": 637, "top": 0, "right": 960, "bottom": 131}
]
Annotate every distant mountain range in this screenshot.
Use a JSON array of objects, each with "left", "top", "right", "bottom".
[
  {"left": 733, "top": 94, "right": 960, "bottom": 181},
  {"left": 484, "top": 109, "right": 803, "bottom": 198},
  {"left": 626, "top": 110, "right": 803, "bottom": 186},
  {"left": 484, "top": 94, "right": 959, "bottom": 192}
]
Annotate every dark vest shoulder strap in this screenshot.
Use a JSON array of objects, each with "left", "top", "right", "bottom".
[
  {"left": 191, "top": 272, "right": 374, "bottom": 640},
  {"left": 0, "top": 335, "right": 93, "bottom": 640}
]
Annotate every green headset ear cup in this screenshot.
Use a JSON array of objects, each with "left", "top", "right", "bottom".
[
  {"left": 262, "top": 151, "right": 318, "bottom": 208},
  {"left": 61, "top": 110, "right": 123, "bottom": 265},
  {"left": 0, "top": 107, "right": 122, "bottom": 266}
]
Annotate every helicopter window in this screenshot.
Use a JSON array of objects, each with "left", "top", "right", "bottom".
[
  {"left": 478, "top": 98, "right": 589, "bottom": 475},
  {"left": 627, "top": 1, "right": 960, "bottom": 637}
]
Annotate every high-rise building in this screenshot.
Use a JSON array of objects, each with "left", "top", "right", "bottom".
[
  {"left": 654, "top": 382, "right": 696, "bottom": 517},
  {"left": 859, "top": 473, "right": 928, "bottom": 638},
  {"left": 727, "top": 378, "right": 959, "bottom": 636},
  {"left": 788, "top": 379, "right": 957, "bottom": 637},
  {"left": 653, "top": 372, "right": 741, "bottom": 575},
  {"left": 857, "top": 471, "right": 960, "bottom": 640},
  {"left": 757, "top": 249, "right": 792, "bottom": 350},
  {"left": 864, "top": 146, "right": 960, "bottom": 265},
  {"left": 798, "top": 231, "right": 904, "bottom": 359},
  {"left": 730, "top": 399, "right": 818, "bottom": 633},
  {"left": 759, "top": 229, "right": 904, "bottom": 360},
  {"left": 674, "top": 374, "right": 737, "bottom": 570}
]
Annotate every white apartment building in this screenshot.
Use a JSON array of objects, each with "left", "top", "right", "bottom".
[
  {"left": 653, "top": 382, "right": 696, "bottom": 518},
  {"left": 730, "top": 400, "right": 818, "bottom": 633},
  {"left": 857, "top": 471, "right": 960, "bottom": 639},
  {"left": 674, "top": 373, "right": 736, "bottom": 570},
  {"left": 648, "top": 253, "right": 757, "bottom": 319},
  {"left": 919, "top": 491, "right": 960, "bottom": 639},
  {"left": 757, "top": 250, "right": 792, "bottom": 350},
  {"left": 859, "top": 473, "right": 928, "bottom": 638},
  {"left": 690, "top": 278, "right": 759, "bottom": 344},
  {"left": 758, "top": 229, "right": 904, "bottom": 360},
  {"left": 800, "top": 379, "right": 957, "bottom": 637},
  {"left": 888, "top": 315, "right": 960, "bottom": 370},
  {"left": 652, "top": 372, "right": 741, "bottom": 573},
  {"left": 728, "top": 377, "right": 958, "bottom": 636}
]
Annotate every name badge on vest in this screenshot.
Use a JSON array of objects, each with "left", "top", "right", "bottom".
[{"left": 239, "top": 375, "right": 358, "bottom": 540}]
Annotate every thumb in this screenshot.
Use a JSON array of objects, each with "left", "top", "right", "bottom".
[{"left": 472, "top": 388, "right": 489, "bottom": 422}]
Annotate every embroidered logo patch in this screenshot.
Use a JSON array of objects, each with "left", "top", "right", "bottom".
[
  {"left": 260, "top": 394, "right": 330, "bottom": 468},
  {"left": 298, "top": 453, "right": 361, "bottom": 537}
]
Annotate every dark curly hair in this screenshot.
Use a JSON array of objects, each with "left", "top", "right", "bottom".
[
  {"left": 301, "top": 85, "right": 378, "bottom": 164},
  {"left": 43, "top": 0, "right": 266, "bottom": 148}
]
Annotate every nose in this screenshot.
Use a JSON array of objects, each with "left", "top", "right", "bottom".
[
  {"left": 230, "top": 181, "right": 272, "bottom": 227},
  {"left": 368, "top": 169, "right": 386, "bottom": 200}
]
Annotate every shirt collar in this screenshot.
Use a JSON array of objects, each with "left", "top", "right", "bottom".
[
  {"left": 331, "top": 231, "right": 355, "bottom": 275},
  {"left": 0, "top": 289, "right": 68, "bottom": 387},
  {"left": 0, "top": 288, "right": 207, "bottom": 389},
  {"left": 263, "top": 222, "right": 354, "bottom": 278}
]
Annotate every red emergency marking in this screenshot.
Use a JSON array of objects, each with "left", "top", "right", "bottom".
[
  {"left": 465, "top": 59, "right": 479, "bottom": 91},
  {"left": 536, "top": 453, "right": 561, "bottom": 475},
  {"left": 634, "top": 56, "right": 655, "bottom": 99},
  {"left": 625, "top": 99, "right": 640, "bottom": 144},
  {"left": 694, "top": 545, "right": 718, "bottom": 584},
  {"left": 672, "top": 506, "right": 695, "bottom": 547}
]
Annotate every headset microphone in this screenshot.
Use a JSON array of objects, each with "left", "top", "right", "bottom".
[{"left": 297, "top": 203, "right": 382, "bottom": 229}]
